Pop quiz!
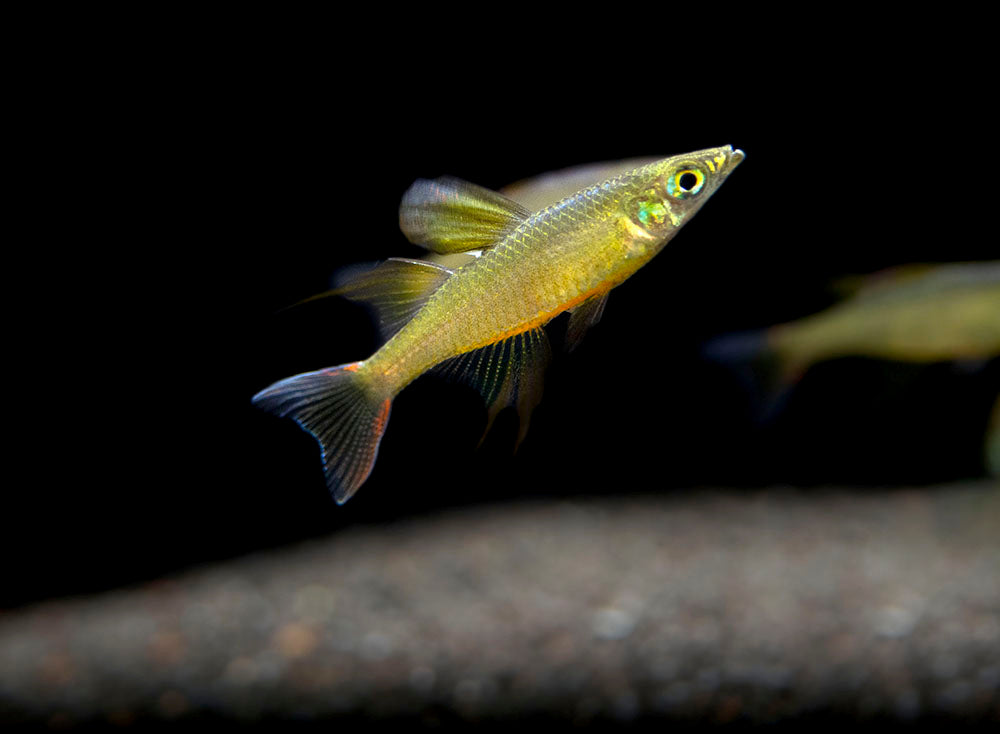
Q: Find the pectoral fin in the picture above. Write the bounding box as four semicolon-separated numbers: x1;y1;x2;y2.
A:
399;176;531;253
565;292;609;352
436;328;551;449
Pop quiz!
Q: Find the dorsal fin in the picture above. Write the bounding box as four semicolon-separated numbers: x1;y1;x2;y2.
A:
399;176;531;253
333;257;454;342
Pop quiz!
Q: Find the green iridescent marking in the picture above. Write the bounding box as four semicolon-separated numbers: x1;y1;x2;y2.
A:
637;197;667;226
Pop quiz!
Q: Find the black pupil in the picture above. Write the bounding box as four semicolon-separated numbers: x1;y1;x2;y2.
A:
679;172;698;191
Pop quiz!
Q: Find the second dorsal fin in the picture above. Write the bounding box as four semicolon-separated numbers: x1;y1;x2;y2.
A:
399;176;531;254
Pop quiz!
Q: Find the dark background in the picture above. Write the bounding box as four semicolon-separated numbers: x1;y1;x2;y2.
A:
7;26;996;609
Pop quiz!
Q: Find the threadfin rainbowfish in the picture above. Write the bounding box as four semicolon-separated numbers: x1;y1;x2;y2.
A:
254;147;744;502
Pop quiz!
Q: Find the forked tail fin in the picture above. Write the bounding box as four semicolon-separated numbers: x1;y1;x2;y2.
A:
252;363;391;503
702;329;803;425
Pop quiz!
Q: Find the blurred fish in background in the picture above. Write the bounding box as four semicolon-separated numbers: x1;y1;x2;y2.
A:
988;394;1000;476
704;261;1000;475
500;156;662;210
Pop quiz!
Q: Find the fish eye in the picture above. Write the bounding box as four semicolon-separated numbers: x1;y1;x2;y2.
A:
666;167;706;199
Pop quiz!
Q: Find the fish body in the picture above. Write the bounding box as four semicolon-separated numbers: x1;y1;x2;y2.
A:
769;263;1000;370
255;146;744;502
373;155;733;393
705;262;1000;427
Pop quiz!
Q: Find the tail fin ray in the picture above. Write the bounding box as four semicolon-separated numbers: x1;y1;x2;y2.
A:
252;363;391;503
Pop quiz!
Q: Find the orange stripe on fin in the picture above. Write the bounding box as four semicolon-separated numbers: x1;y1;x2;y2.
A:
252;361;392;503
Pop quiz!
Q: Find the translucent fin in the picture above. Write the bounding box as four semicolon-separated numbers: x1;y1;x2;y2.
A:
701;329;804;424
829;263;1000;304
501;155;662;211
422;251;482;269
399;176;531;253
830;265;937;301
252;363;391;503
436;328;551;448
333;258;454;341
565;292;609;352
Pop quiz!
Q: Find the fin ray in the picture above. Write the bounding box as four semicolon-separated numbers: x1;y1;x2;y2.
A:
333;258;454;342
436;328;551;448
565;292;609;352
253;363;391;503
399;176;531;253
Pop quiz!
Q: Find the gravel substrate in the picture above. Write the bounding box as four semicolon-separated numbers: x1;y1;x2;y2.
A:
2;482;998;727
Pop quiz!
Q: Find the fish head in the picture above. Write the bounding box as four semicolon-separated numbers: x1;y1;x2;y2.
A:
619;145;744;259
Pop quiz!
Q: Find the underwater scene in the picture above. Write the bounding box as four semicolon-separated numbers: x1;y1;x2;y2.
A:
3;31;997;731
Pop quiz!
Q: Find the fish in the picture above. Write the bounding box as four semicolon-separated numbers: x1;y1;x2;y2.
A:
988;395;1000;478
253;146;744;502
705;261;1000;420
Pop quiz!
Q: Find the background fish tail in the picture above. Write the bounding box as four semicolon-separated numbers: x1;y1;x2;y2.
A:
702;329;802;425
252;363;391;503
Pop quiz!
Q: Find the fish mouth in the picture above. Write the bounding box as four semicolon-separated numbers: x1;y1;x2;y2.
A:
727;147;745;168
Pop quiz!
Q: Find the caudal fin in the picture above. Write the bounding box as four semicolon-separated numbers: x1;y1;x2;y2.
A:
702;329;802;424
252;363;391;503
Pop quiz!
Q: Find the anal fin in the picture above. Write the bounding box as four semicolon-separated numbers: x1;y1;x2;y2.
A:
436;328;551;449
